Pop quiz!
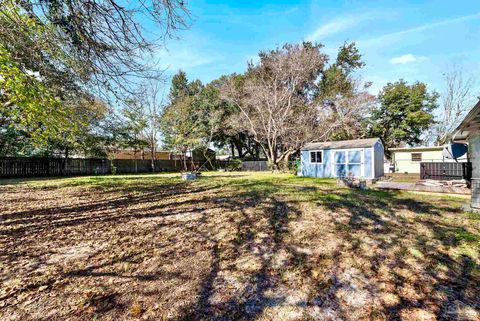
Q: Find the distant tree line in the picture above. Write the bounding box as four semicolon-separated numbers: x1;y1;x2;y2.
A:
1;0;477;169
156;44;478;168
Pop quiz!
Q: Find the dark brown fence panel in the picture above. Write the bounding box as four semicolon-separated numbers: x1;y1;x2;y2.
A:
153;159;179;172
0;157;53;177
113;159;143;173
66;158;110;175
420;162;472;181
0;157;207;178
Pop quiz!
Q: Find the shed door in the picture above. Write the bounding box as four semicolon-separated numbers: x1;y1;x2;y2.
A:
333;149;364;177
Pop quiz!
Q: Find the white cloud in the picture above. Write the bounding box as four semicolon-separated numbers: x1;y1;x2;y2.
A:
155;48;219;71
390;54;421;64
306;14;374;42
360;12;480;48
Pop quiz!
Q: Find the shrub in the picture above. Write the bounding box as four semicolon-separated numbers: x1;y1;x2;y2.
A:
110;161;117;175
289;159;300;175
227;159;243;171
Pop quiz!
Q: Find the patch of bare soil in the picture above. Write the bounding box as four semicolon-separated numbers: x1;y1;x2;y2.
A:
0;174;479;321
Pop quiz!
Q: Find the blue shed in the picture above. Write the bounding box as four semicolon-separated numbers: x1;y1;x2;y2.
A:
299;138;384;179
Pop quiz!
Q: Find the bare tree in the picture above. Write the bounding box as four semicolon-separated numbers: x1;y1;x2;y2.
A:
122;80;165;169
0;0;190;101
428;66;478;145
142;81;166;171
221;43;373;170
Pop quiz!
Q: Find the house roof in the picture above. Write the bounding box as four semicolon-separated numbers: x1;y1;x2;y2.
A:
389;146;444;152
302;138;381;150
453;99;480;142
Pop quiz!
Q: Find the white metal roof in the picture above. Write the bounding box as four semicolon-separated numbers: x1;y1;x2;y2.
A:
453;99;480;142
302;138;381;150
389;146;444;152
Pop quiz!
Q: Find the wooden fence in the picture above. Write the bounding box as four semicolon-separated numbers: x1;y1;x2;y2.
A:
241;160;269;171
420;162;472;181
0;157;203;178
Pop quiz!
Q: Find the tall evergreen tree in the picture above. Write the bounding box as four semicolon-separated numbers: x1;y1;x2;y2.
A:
369;80;438;156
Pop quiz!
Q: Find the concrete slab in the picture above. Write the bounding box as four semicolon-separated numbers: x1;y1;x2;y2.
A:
376;181;470;195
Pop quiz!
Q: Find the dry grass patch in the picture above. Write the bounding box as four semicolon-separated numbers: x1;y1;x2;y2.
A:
0;172;479;320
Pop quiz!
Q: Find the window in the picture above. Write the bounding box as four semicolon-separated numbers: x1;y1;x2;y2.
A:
411;153;422;162
335;150;363;177
348;150;361;164
310;151;323;163
334;151;346;164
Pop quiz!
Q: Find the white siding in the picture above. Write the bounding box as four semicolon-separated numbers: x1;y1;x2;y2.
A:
393;150;467;174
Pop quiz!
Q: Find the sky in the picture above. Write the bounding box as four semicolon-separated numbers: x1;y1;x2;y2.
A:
153;0;480;95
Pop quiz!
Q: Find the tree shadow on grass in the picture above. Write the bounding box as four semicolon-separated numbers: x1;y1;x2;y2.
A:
1;175;478;321
173;189;304;321
310;187;479;320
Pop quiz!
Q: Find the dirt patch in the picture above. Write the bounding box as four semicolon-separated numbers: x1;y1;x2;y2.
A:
47;244;99;265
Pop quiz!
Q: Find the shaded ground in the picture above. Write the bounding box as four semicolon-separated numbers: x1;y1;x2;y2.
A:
0;172;479;321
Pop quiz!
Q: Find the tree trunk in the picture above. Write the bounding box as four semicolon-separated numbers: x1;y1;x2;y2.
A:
236;144;243;159
63;147;69;175
230;142;235;158
183;151;187;172
133;149;138;173
269;145;278;173
190;155;196;172
150;146;155;172
282;151;292;172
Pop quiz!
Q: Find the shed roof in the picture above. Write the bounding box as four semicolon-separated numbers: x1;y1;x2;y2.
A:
389;146;443;152
302;138;381;150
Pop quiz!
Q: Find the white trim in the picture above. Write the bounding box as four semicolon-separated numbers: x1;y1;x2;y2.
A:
371;146;375;179
330;148;365;178
309;150;324;164
389;146;444;152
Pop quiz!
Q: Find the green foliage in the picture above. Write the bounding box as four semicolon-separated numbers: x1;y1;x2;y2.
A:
315;42;371;140
336;42;365;73
0;126;34;156
169;70;190;101
290;159;300;175
369;80;438;154
121;99;149;153
226;159;242;171
0;11;111;157
0;1;187;157
0;44;66;153
162;71;240;170
317;42;365;100
110;161;117;175
160;94;203;153
0;0;188;100
160;92;204;171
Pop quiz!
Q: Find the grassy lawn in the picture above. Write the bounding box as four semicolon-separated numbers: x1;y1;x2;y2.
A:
1;172;479;321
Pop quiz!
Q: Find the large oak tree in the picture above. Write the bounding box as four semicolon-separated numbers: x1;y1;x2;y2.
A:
221;42;373;170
